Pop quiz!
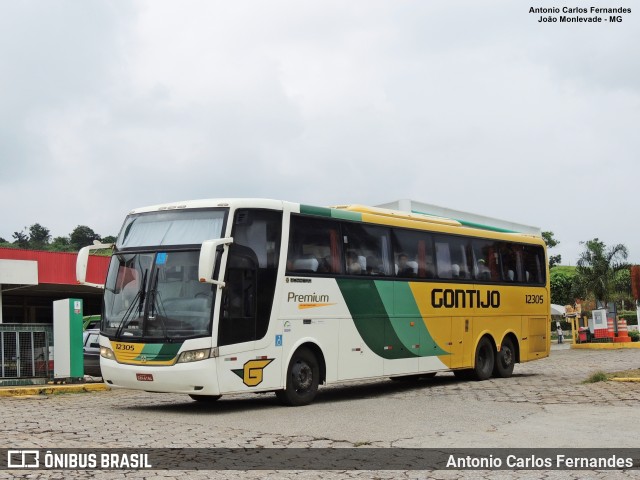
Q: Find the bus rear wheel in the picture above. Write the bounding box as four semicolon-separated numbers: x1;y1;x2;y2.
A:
276;347;319;406
493;337;515;378
189;394;221;402
471;337;495;381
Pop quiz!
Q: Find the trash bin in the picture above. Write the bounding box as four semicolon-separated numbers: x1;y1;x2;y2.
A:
578;328;588;343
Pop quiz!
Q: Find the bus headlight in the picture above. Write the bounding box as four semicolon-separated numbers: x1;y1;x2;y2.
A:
100;347;115;360
177;349;212;363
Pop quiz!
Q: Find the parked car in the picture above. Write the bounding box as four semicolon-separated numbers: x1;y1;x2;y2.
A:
83;315;101;330
83;329;101;377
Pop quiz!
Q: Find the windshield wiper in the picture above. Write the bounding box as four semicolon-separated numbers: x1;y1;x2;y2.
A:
148;274;170;342
115;269;148;338
138;269;148;317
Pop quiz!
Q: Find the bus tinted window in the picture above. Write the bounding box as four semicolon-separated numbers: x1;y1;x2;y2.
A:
521;245;545;284
287;216;343;274
435;235;471;280
219;209;282;346
342;223;392;276
471;239;500;282
500;243;521;282
391;230;435;278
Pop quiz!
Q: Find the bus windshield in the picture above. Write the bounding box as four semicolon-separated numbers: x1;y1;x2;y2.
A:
102;250;215;341
117;209;226;249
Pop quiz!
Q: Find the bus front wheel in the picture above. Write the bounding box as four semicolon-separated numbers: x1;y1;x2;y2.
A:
472;337;495;381
493;337;515;378
276;347;319;406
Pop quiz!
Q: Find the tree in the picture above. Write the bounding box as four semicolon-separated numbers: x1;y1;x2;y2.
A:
575;238;629;308
550;268;578;306
611;268;633;311
28;223;51;250
102;235;117;244
542;231;561;268
0;237;7;244
12;229;29;248
69;226;101;250
49;236;73;252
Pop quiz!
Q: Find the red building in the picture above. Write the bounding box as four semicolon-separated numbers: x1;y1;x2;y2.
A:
0;248;110;323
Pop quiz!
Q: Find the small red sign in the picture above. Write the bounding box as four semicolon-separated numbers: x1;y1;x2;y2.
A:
136;373;154;382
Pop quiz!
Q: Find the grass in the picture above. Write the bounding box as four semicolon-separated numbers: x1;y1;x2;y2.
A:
583;371;609;383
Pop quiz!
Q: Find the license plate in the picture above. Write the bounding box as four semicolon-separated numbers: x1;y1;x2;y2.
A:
136;373;153;381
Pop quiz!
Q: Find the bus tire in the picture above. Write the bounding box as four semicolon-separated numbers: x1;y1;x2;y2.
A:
189;394;221;402
276;347;319;406
472;337;495;381
493;337;515;378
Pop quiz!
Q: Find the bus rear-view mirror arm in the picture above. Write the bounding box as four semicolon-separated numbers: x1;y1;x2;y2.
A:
199;237;234;288
76;240;115;288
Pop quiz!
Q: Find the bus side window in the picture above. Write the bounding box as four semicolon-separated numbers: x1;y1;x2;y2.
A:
219;209;282;347
472;239;501;283
287;216;343;275
435;241;452;279
499;244;521;282
391;229;435;279
522;245;544;284
342;223;391;276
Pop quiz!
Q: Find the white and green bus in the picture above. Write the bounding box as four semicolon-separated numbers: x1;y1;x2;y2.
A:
77;199;550;406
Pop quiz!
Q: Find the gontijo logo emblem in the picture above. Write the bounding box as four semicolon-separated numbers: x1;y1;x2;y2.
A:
232;359;274;387
287;292;336;310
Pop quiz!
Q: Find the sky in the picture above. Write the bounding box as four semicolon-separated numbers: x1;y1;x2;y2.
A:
0;0;638;265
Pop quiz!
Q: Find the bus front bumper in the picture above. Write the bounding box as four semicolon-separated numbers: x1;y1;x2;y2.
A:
100;358;220;395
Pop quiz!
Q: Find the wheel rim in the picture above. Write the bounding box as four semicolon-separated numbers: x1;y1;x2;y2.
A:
501;346;513;368
478;345;490;372
292;361;313;392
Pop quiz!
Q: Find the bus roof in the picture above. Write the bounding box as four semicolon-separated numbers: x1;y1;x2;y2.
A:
126;198;543;245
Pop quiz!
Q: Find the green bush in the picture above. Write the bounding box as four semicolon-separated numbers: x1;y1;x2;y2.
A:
628;331;639;342
618;311;638;325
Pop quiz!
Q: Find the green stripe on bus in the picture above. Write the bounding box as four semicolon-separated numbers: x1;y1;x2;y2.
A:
300;205;332;217
331;210;362;222
410;210;519;233
299;205;362;222
391;282;448;356
136;343;182;361
374;280;420;354
337;279;417;359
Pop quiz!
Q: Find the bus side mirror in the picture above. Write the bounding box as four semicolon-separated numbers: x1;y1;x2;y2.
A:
76;241;114;288
199;237;233;288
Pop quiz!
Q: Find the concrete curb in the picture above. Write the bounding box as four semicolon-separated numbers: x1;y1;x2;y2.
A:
0;383;110;397
571;343;640;350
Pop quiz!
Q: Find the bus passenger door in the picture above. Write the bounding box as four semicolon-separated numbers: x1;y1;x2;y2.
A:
216;209;283;394
216;245;260;393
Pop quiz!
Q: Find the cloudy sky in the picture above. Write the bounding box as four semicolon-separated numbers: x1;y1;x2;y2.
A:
1;1;638;265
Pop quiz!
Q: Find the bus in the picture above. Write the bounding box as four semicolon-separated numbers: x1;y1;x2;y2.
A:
76;198;550;406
